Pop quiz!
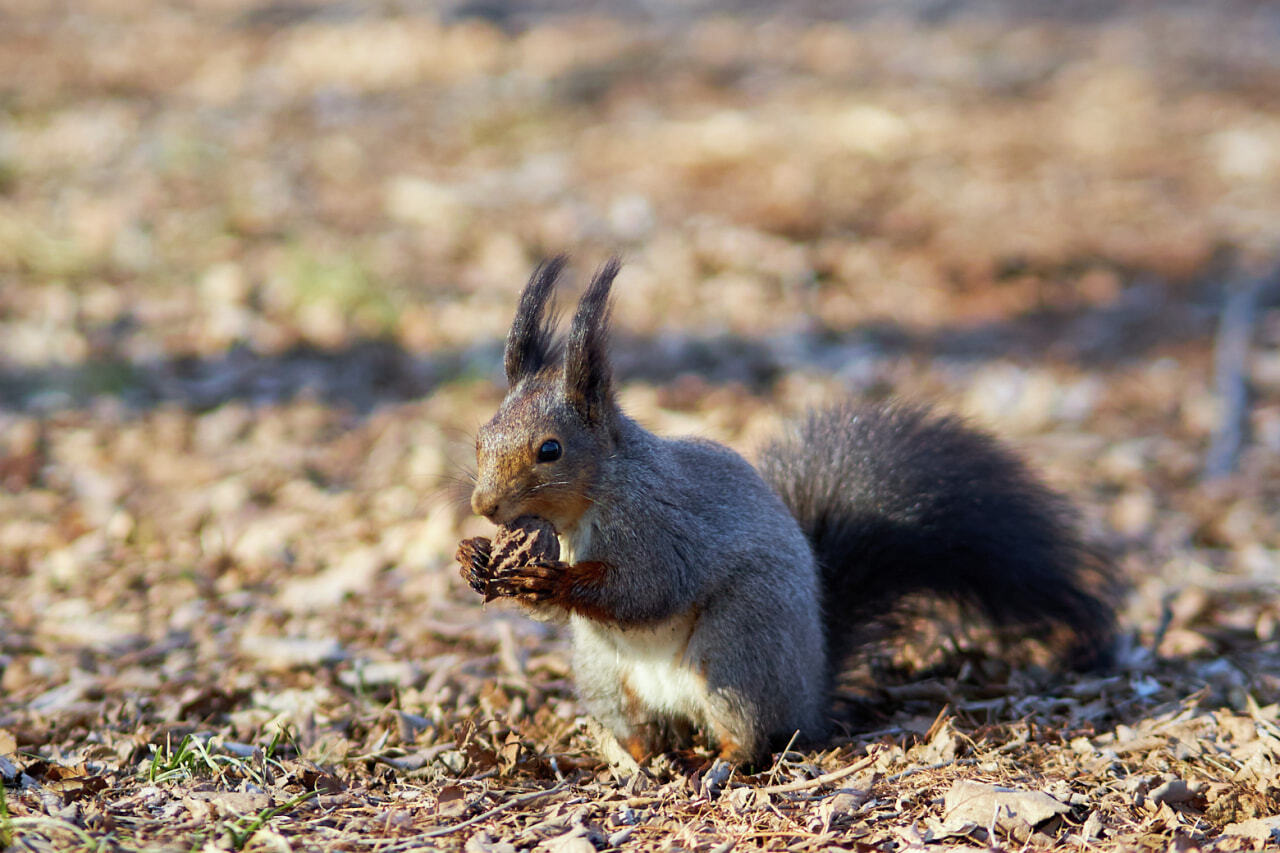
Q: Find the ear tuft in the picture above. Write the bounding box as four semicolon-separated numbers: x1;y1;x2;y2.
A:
504;256;566;385
564;257;620;425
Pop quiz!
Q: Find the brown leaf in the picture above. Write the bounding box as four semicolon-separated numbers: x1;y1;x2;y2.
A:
499;731;523;774
436;785;470;819
919;716;961;763
943;780;1071;833
45;773;109;803
300;768;345;794
177;686;248;721
186;790;271;816
467;830;518;853
1149;778;1203;807
1222;816;1280;845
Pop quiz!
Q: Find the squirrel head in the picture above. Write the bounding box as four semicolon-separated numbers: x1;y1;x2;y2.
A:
471;257;621;532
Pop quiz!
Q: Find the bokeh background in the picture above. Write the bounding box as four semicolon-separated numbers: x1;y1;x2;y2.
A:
2;1;1280;850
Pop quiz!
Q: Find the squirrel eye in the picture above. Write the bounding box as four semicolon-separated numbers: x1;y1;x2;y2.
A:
536;439;562;463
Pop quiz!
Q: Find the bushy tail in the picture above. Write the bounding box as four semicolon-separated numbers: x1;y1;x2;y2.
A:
758;402;1116;673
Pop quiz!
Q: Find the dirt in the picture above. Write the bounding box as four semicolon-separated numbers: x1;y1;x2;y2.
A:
1;1;1280;851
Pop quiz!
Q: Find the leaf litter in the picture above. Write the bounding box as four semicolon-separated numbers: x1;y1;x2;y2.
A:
2;0;1280;851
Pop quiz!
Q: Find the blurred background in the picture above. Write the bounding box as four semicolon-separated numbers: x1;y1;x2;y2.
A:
1;0;1280;842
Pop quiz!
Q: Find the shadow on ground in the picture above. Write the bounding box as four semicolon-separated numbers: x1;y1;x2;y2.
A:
1;269;1259;415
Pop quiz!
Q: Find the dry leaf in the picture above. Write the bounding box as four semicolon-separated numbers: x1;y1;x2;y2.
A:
467;831;518;853
185;790;272;816
1149;778;1202;806
1222;816;1280;845
436;785;470;819
2;5;1279;853
943;780;1071;833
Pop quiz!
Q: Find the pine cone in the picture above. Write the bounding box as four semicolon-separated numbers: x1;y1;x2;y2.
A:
490;515;560;573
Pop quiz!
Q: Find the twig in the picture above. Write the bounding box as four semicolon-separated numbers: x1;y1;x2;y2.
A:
882;757;977;784
1204;271;1267;480
375;779;571;848
1152;589;1177;658
763;730;801;788
746;752;878;794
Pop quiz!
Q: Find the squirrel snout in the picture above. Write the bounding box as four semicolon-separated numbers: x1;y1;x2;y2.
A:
470;488;503;522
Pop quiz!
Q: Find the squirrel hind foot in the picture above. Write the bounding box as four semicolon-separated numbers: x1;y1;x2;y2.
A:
584;718;645;778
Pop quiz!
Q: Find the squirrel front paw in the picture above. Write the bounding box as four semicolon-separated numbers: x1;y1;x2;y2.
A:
457;516;561;602
485;561;564;604
456;536;493;595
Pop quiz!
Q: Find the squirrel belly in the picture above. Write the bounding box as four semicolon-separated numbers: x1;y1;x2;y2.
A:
551;511;707;717
569;610;705;734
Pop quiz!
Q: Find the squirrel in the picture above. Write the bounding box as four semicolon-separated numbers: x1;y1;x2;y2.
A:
456;256;1116;767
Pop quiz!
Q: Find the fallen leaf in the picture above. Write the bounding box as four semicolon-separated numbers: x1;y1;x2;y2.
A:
467;831;518;853
436;785;469;819
186;790;271;815
1222;816;1280;844
1148;778;1202;806
943;780;1071;833
540;829;596;853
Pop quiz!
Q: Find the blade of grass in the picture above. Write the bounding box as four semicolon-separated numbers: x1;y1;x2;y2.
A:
0;783;11;849
225;789;321;851
8;815;99;850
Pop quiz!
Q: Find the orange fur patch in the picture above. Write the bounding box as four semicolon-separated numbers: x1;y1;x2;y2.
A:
546;560;614;622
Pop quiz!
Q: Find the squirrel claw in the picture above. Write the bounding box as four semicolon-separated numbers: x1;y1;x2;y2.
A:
485;561;562;603
456;536;494;594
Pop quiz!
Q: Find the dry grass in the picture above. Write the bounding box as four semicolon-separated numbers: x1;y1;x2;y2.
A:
2;1;1280;850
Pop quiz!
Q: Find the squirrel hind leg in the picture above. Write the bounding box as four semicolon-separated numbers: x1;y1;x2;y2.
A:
620;720;670;763
709;719;763;766
583;717;644;777
697;693;768;766
579;673;684;764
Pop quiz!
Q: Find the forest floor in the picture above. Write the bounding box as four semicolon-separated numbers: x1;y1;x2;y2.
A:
2;1;1280;850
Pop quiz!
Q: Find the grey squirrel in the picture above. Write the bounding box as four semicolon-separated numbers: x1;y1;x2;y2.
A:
456;257;1116;767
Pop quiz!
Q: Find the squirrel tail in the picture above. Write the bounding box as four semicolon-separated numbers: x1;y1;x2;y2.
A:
758;402;1117;675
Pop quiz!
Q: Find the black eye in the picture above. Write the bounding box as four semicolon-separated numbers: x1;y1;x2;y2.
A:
536;439;562;463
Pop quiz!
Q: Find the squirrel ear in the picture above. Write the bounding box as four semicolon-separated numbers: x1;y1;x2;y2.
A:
563;257;620;425
504;256;566;385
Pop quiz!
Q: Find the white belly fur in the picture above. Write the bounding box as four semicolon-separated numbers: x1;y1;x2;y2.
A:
561;509;707;722
556;508;596;566
572;611;705;721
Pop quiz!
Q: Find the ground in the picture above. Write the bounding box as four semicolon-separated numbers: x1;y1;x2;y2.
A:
2;1;1280;850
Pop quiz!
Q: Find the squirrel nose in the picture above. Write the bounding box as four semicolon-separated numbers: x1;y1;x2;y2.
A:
471;489;501;521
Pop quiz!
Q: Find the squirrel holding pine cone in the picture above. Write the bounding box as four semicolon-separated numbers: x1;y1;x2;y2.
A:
456;257;1116;767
